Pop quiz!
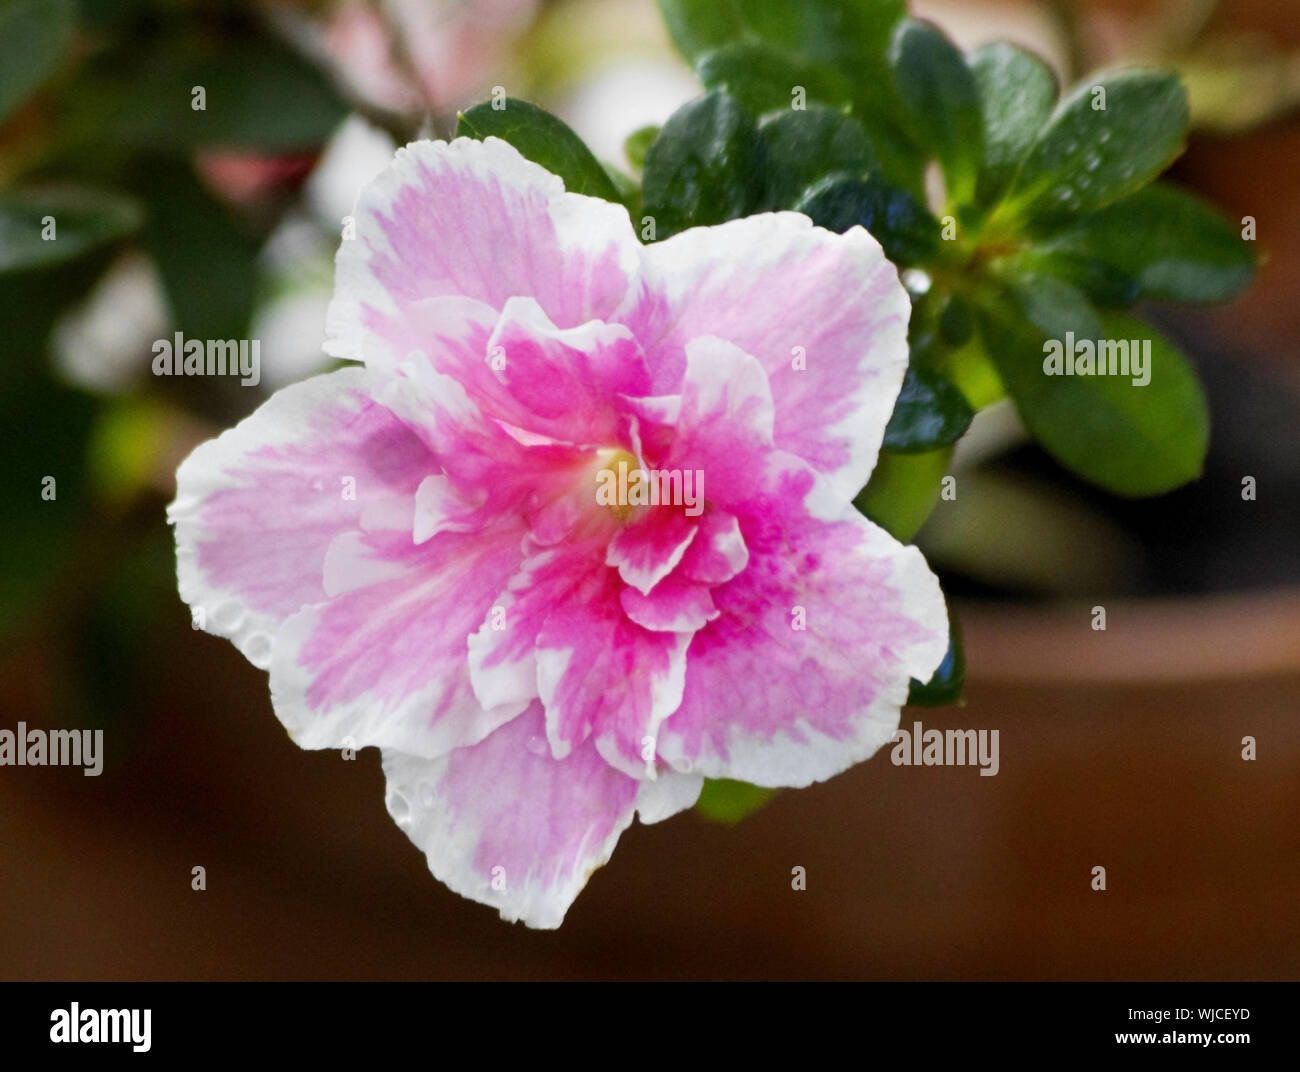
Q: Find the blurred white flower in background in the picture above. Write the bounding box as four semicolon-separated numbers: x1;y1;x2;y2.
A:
269;0;541;119
305;113;397;224
53;251;170;395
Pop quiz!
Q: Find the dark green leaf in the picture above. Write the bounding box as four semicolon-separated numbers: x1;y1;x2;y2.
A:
758;105;878;208
136;161;257;342
981;278;1209;497
458;98;621;202
642;91;766;239
0;186;142;274
793;173;940;265
736;0;904;73
969;41;1058;206
1022;183;1256;305
883;365;974;451
0;0;75;126
938;292;974;345
907;611;964;706
1000;69;1189;224
109;40;347;152
889;18;983;205
659;0;905;68
659;1;918;195
696;40;851;118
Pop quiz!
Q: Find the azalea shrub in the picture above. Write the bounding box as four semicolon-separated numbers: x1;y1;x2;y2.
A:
2;0;1257;928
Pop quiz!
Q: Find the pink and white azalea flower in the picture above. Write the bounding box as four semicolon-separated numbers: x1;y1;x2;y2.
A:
168;136;949;928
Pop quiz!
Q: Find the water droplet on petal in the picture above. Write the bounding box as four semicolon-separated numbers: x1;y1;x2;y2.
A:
388;790;411;824
525;735;548;756
212;601;244;631
243;631;273;668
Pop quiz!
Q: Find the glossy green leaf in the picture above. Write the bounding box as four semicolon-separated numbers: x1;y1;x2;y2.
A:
883;365;974;452
659;0;903;66
737;0;904;73
642;91;766;239
889;18;983;205
1000;70;1189;225
659;1;919;195
695;40;851;118
1022;183;1256;305
758;105;879;208
0;0;75;126
968;41;1058;206
981;278;1210;497
0;186;142;274
458;98;621;202
793;173;940;265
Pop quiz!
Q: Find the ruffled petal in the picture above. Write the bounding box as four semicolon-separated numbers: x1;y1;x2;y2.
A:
633;213;910;499
168;367;429;668
381;703;639;929
635;769;704;823
268;521;527;757
535;567;689;777
327;136;643;368
656;461;949;787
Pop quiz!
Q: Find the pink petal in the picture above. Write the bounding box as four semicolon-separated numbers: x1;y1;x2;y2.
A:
605;508;698;595
381;702;639;929
485;296;650;445
620;576;719;632
378;361;589;523
168;368;429;668
651;335;776;508
677;509;749;585
466;539;599;715
268;521;527;757
655;461;949;787
535;567;689;777
632;213;911;499
636;770;704;823
327;136;642;367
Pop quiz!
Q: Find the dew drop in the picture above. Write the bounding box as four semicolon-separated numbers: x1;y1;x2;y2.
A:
212;600;245;631
388;790;411;823
418;782;436;808
242;631;273;669
525;735;548;756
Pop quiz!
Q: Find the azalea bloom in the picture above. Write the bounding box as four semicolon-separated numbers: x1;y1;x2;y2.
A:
168;136;949;928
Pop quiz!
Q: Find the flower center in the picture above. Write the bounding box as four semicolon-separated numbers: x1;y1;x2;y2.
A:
592;448;706;521
593;448;642;522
